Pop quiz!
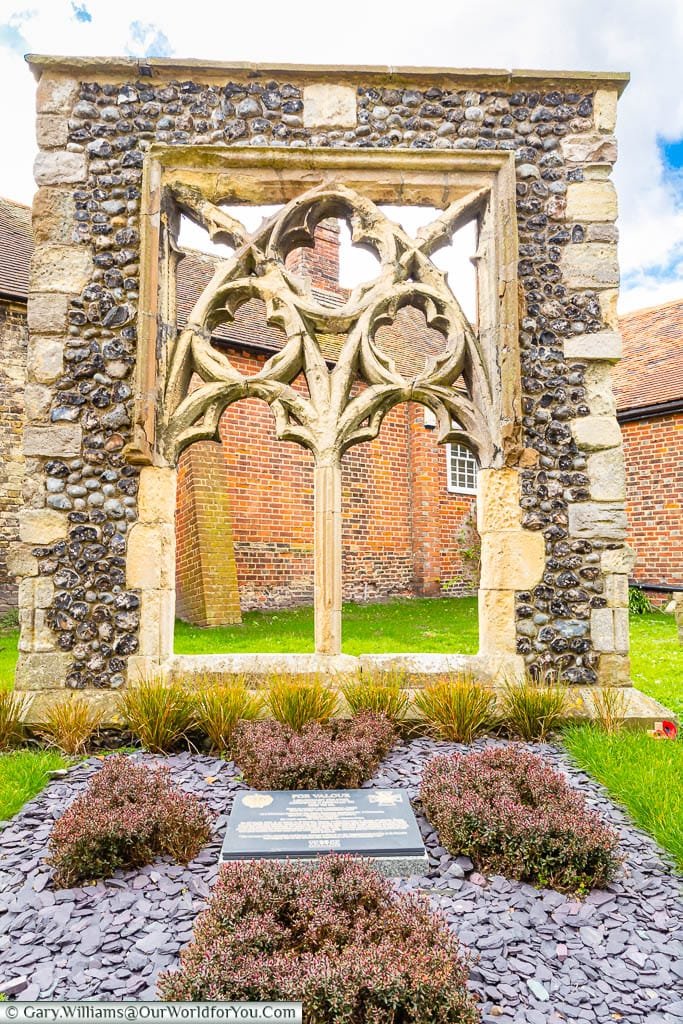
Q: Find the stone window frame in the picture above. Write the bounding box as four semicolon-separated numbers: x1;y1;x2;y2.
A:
446;443;479;495
126;144;544;685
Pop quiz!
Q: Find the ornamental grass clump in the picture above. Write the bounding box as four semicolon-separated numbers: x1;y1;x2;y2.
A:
500;675;571;741
413;677;498;742
341;670;410;722
48;755;212;888
36;696;104;755
192;683;263;752
158;855;478;1023
117;678;196;753
266;675;339;731
0;691;31;750
232;713;397;790
420;745;620;894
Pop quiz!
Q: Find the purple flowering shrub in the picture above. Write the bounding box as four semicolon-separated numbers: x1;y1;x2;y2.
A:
420;745;620;893
48;755;212;887
159;855;479;1022
231;713;397;789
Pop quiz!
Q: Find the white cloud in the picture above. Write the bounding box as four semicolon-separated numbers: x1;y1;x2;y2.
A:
0;0;682;311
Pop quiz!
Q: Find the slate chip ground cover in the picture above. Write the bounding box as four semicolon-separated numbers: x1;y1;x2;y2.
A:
0;741;682;1023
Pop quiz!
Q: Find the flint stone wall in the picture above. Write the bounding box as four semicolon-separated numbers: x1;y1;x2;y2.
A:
15;58;632;699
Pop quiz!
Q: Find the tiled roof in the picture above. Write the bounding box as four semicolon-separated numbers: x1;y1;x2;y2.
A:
615;299;683;412
0;197;32;301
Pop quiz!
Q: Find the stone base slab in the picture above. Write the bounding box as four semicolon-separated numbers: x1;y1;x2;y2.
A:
219;851;429;878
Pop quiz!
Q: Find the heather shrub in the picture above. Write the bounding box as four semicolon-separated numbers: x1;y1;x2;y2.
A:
413;677;498;742
0;691;31;749
421;745;620;893
266;675;339;731
342;671;410;722
231;713;397;789
159;855;478;1023
500;675;571;740
192;683;263;752
36;696;104;755
48;755;212;887
117;678;196;753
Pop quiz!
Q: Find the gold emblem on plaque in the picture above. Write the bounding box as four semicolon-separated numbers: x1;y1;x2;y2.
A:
242;794;274;808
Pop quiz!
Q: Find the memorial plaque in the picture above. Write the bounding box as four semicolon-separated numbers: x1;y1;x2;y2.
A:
220;789;428;876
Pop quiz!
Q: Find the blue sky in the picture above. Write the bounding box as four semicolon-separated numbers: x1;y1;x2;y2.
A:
0;0;682;312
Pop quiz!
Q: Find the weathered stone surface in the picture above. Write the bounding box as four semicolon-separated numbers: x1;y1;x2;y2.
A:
14;651;71;690
32;188;77;245
35;75;80;114
565;181;617;222
6;544;39;579
480;530;545;590
568;502;628;541
605;573;628;609
303;84;357;127
36;114;69;149
137;467;176;525
18;509;67;545
31;245;92;293
582;363;617;416
560;133;618;164
34;150;87;186
571;415;622;450
587;448;626;501
594;88;618;133
596;654;631;686
601;544;636;575
564;330;621;362
614;608;629;653
24;383;53;421
19;577;54;609
591;607;615;652
126;523;175;590
598;288;619;330
560;242;619;288
24;424;82;457
27;293;70;333
27;336;63;384
476;468;521;533
479;589;516;655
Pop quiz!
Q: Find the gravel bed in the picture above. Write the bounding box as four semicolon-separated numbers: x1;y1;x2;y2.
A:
1;739;682;1022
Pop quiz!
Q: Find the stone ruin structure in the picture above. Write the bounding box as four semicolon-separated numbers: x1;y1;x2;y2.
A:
14;54;660;720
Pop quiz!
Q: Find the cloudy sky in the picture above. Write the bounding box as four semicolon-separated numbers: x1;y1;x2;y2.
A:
0;0;682;312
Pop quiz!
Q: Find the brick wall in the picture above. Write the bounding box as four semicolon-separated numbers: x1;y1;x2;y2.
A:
621;412;683;590
0;299;27;615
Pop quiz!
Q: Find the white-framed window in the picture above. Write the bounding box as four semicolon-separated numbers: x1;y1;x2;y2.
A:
447;443;478;494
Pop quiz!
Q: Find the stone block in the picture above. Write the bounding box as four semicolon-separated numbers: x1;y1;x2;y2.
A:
591;608;615;652
614;608;629;653
36;75;80;114
568;502;628;541
6;544;39;578
303;85;357;128
564;330;621;362
19;577;54;609
605;573;629;608
560;133;618;164
476;467;521;533
571;415;622;450
126;524;175;590
27;293;70;333
582;364;617;416
137;466;177;524
36;114;69;148
480;529;545;591
19;508;67;545
587;448;626;501
138;588;175;659
34;150;87;186
565;181;617;222
31;244;92;293
27;336;63;384
479;589;516;656
24;384;53;421
599;289;620;330
14;652;71;691
601;544;636;575
24;424;82;457
586;223;618;243
596;654;631;687
560;243;619;289
32;188;77;245
594;89;618;133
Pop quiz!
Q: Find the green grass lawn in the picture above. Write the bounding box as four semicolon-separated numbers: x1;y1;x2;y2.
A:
628;610;683;717
174;595;480;656
0;748;67;820
0;629;18;692
563;725;683;871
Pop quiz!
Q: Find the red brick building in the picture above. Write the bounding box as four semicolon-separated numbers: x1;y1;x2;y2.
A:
613;300;683;601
